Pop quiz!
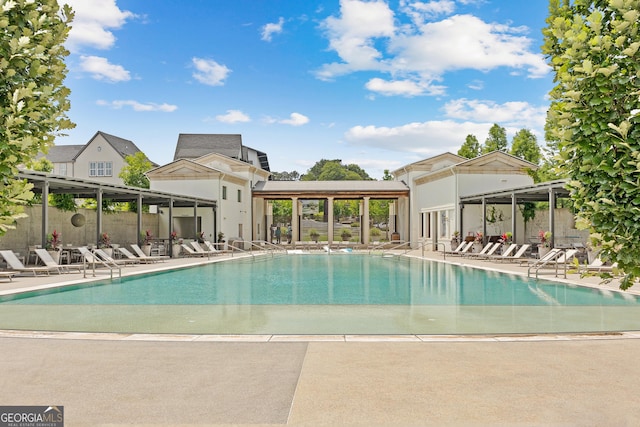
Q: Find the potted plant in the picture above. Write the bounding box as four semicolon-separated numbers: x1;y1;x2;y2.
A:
99;232;113;257
309;229;319;243
140;230;153;256
538;230;552;257
473;231;484;252
170;231;181;258
46;229;62;263
500;232;513;254
451;231;460;248
341;229;352;241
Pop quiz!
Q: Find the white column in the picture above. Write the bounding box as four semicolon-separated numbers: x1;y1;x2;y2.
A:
362;197;370;244
327;197;334;243
291;196;299;243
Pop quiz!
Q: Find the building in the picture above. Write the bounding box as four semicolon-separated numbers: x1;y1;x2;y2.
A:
39;131;154;185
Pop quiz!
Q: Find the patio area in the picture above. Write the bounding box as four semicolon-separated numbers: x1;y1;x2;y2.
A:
1;251;640;425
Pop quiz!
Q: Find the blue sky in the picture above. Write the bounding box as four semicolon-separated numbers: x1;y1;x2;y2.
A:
60;0;553;179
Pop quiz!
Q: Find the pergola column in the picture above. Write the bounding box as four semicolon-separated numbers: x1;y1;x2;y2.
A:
41;179;49;248
549;188;556;248
168;198;174;257
327;197;334;243
96;188;103;245
362;197;370;244
265;200;273;242
481;197;487;243
291;196;299;243
511;193;517;244
137;193;143;244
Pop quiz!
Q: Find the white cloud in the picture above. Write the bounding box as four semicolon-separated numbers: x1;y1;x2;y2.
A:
261;17;285;41
316;0;396;80
317;2;549;96
79;55;130;82
216;110;251;123
96;99;177;112
264;112;310;126
192;58;231;86
63;0;135;52
344;119;493;155
444;98;547;129
365;77;445;97
281;112;310;126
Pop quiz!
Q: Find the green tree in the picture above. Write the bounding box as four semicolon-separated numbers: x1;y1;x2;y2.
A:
301;159;371;181
458;134;481;159
543;0;640;288
510;129;541;164
0;0;74;235
119;152;152;188
270;170;300;181
382;169;393;181
482;124;508;154
31;157;76;211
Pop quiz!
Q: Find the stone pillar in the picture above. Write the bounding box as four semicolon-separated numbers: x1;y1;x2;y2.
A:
291;196;299;243
327;197;334;243
362;197;370;244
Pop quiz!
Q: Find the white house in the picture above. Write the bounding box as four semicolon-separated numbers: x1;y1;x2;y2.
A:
147;151;270;245
393;151;538;249
39;131;153;185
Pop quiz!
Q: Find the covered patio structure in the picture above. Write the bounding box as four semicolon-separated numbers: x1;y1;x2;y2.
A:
18;170;217;257
459;179;571;248
252;181;410;244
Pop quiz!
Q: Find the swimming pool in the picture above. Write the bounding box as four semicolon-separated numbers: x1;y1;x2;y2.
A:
1;254;639;334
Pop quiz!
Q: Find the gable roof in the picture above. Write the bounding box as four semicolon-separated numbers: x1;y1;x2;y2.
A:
392;152;466;175
37;145;84;162
174;134;243;161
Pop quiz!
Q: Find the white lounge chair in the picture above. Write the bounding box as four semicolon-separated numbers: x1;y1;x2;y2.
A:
495;244;531;263
467;242;502;258
93;248;139;266
0;250;57;276
448;241;474;256
130;244;168;261
34;248;82;273
118;247;159;263
191;241;218;255
480;243;517;260
181;244;207;257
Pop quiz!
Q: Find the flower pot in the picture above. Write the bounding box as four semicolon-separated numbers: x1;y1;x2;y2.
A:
172;244;181;258
472;242;483;253
47;250;61;264
102;248;113;257
538;245;550;258
142;245;152;256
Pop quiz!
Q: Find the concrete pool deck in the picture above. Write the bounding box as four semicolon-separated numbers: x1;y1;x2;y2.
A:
2;250;640;425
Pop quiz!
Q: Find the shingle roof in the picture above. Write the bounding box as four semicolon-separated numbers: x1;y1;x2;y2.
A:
174;134;243;161
98;131;142;157
37;145;84;162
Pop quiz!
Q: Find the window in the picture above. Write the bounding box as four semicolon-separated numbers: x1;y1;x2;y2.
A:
89;161;113;177
222;186;227;200
237;189;242;202
59;164;67;176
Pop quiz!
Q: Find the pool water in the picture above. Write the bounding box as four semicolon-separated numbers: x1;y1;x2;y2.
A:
1;254;639;335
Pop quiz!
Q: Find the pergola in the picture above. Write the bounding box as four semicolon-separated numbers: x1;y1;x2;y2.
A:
459;179;571;247
18;170;217;254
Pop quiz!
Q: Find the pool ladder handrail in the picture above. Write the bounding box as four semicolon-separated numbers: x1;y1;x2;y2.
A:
527;248;569;279
82;252;121;279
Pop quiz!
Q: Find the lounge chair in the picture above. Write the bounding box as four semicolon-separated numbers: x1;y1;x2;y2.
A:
582;257;618;273
77;247;120;268
93;248;139;266
130;244;168;261
495;244;531;262
118;247;159;263
204;240;230;253
448;241;474;256
0;271;15;281
34;248;82;273
0;250;58;276
191;241;218;255
481;243;517;260
181;244;207;257
467;242;502;258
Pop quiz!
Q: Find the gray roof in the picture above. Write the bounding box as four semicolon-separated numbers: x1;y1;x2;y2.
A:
174;134;243;161
38;145;84;162
97;131;144;159
253;180;410;198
